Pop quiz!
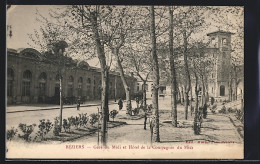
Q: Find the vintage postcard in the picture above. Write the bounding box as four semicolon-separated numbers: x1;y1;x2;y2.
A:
6;5;244;159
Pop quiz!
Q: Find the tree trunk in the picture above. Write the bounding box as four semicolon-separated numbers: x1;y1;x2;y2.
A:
114;49;132;114
194;72;199;119
190;85;193;116
234;66;238;100
59;74;63;132
142;81;147;108
90;12;109;146
184;88;189;120
150;6;160;142
142;80;148;129
168;6;177;127
194;70;200;135
201;75;206;106
181;86;184;104
229;77;233;101
183;32;191;120
101;69;109;145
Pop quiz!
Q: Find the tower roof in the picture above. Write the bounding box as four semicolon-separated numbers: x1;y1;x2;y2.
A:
207;30;235;36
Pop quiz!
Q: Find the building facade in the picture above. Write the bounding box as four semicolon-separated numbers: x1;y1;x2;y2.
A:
7;48;137;104
206;31;235;100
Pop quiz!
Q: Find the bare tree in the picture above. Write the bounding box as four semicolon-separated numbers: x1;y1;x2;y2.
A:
168;6;178;127
149;6;160;142
103;6;139;115
173;6;207;120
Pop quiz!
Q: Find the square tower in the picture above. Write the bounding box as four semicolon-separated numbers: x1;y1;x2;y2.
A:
207;30;234;99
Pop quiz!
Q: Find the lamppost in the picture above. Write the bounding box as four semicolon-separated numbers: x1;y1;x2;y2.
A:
53;41;68;132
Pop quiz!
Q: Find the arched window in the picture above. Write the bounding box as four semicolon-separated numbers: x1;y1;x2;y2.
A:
39;72;47;96
7;68;14;96
220;85;225;96
87;78;91;84
68;75;74;97
22;70;32;96
86;78;91;97
54;74;60;97
78;77;83;97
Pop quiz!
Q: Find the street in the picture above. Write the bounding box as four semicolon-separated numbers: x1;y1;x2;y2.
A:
6;96;243;144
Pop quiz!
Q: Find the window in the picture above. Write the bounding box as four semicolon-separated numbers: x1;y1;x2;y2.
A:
39;72;47;96
211;37;217;47
212;87;214;93
212;73;214;78
78;77;83;97
222;38;227;46
137;83;140;91
87;78;91;84
220;85;225;96
142;84;148;91
7;68;14;96
22;70;32;96
68;76;74;97
86;78;91;97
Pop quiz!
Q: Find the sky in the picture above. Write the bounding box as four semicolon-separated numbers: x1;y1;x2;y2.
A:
7;5;243;67
6;5;101;67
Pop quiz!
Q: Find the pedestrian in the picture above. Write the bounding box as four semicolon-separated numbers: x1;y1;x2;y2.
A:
135;96;139;108
77;99;80;110
211;97;215;105
118;98;123;110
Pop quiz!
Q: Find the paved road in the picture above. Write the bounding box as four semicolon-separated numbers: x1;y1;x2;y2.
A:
6;97;171;129
6;99;137;129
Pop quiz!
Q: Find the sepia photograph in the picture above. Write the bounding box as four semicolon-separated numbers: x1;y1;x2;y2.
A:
6;5;244;159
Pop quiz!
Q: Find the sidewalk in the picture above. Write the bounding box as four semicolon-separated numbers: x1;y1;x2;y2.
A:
6;99;118;113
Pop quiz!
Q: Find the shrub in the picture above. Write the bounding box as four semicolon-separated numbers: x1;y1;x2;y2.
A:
89;113;99;126
78;113;88;128
228;107;236;113
235;109;244;123
147;104;153;112
218;105;226;114
212;104;217;110
53;117;61;136
7;127;18;141
63;119;71;132
35;119;53;141
18;123;36;142
68;116;80;129
132;108;139;116
211;104;217;114
109;110;118;121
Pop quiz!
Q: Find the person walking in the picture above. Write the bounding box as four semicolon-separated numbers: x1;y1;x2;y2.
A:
135;96;139;108
77;99;80;110
118;98;123;110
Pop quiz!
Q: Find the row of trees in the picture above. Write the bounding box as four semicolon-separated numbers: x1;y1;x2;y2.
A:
29;5;243;145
